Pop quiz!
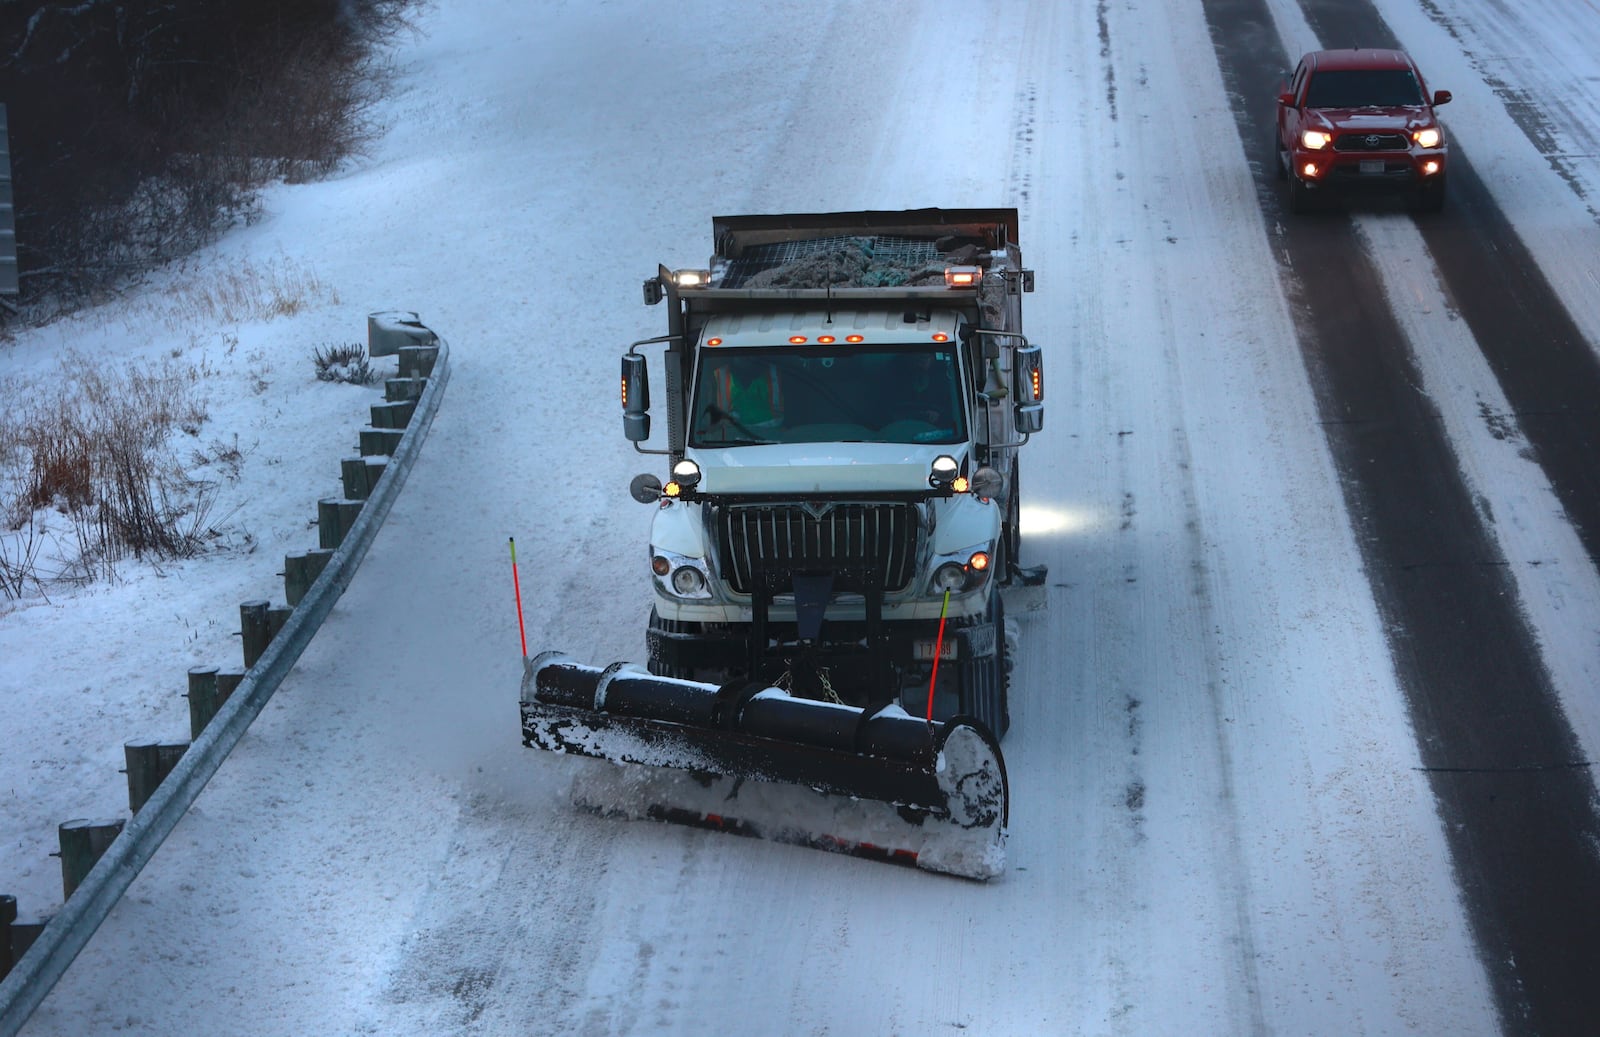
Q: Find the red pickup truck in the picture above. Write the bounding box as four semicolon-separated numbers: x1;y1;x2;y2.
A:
1273;48;1452;213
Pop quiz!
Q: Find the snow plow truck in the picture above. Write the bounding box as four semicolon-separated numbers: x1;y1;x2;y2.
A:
522;209;1046;879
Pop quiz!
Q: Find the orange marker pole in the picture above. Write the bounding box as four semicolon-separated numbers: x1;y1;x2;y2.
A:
925;590;952;722
509;537;528;658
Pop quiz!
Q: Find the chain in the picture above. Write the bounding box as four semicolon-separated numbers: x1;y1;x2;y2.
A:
771;665;843;705
815;666;844;705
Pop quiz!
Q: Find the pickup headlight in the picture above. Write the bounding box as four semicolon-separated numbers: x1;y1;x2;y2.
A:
1413;127;1442;148
1301;130;1332;150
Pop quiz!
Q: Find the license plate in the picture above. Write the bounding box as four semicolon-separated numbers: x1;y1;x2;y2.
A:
1360;160;1384;174
913;639;958;662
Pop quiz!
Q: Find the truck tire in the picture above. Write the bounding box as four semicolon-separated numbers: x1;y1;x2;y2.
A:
1273;129;1287;181
1287;174;1314;214
1413;176;1446;214
999;460;1022;584
958;594;1010;739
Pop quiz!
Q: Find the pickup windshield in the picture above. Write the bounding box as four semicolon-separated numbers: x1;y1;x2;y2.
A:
690;346;967;447
1304;69;1423;108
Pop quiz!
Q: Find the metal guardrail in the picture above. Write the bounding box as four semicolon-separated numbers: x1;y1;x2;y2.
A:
0;311;449;1035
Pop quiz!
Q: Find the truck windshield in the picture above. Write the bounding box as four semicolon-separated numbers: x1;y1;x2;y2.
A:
1303;69;1423;108
690;346;967;447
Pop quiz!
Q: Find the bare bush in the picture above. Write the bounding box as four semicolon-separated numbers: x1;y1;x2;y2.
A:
0;354;225;592
313;343;377;385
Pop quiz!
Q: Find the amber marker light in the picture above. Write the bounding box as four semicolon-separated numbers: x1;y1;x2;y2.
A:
817;335;835;344
968;551;991;571
789;336;807;344
932;333;949;342
846;334;865;343
706;337;723;346
952;475;970;493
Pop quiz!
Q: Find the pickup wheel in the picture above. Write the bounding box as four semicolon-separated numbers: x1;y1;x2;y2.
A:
1413;176;1447;214
1287;173;1314;214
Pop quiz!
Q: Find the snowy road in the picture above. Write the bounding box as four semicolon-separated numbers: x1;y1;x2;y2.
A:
9;0;1600;1034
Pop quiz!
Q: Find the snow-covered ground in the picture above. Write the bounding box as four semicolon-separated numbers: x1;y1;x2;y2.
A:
4;1;1598;1034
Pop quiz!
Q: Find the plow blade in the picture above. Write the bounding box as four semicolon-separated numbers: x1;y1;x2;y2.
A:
521;652;1009;879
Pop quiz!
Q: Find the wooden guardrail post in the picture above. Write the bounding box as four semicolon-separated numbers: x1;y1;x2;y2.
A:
8;909;47;971
1;894;14;978
369;399;416;429
397;343;440;378
185;665;222;738
124;739;189;812
358;427;405;456
57;819;124;898
339;456;388;501
317;498;365;549
240;600;271;668
283;548;333;606
267;605;291;642
385;377;426;401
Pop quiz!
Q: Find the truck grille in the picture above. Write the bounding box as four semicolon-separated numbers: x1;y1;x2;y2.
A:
1334;133;1408;152
717;503;920;593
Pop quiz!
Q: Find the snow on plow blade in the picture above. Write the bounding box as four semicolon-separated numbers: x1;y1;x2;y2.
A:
521;651;1009;880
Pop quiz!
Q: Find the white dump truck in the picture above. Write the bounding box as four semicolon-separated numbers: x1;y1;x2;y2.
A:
523;209;1046;878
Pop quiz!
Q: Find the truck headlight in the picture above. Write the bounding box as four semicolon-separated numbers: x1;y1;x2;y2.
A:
932;563;968;593
1413;127;1442;148
671;566;706;596
1301;130;1331;150
651;549;713;599
926;545;995;596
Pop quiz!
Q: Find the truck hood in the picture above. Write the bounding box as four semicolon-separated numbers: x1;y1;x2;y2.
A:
687;441;964;495
1304;108;1435;135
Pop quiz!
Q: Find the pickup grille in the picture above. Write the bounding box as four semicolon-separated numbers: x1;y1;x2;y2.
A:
717;503;920;593
1334;133;1408;152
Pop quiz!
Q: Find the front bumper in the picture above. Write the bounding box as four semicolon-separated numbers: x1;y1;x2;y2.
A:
1291;148;1446;191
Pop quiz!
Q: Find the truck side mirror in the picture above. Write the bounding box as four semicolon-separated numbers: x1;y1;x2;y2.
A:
622;354;651;442
1278;91;1295;107
1433;89;1452;106
1012;344;1044;434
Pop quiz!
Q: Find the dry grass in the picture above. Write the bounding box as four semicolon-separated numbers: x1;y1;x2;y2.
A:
0;352;223;597
139;256;342;333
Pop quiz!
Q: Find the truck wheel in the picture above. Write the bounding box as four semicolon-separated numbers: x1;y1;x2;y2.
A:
1413;176;1446;214
1000;460;1023;582
1287;175;1314;214
958;594;1010;740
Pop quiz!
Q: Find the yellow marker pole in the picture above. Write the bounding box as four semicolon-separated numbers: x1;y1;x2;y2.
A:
509;538;527;658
